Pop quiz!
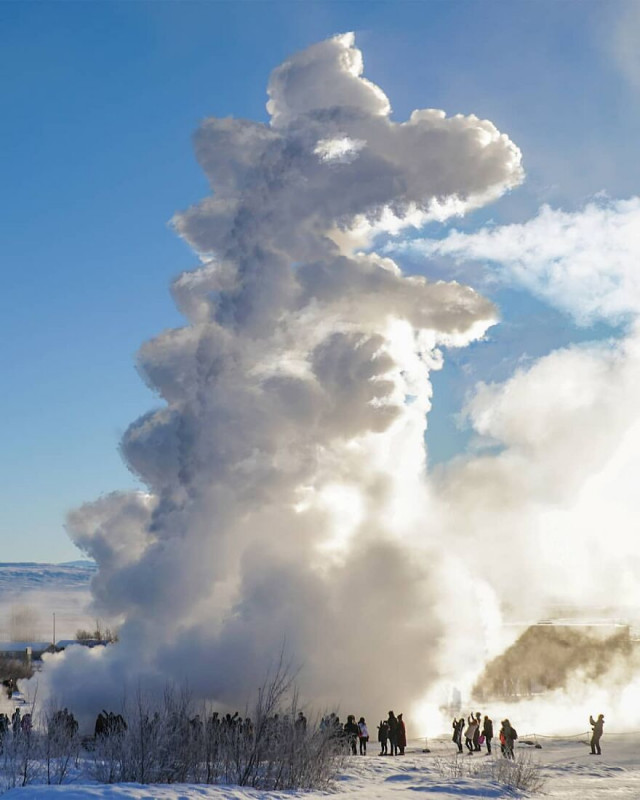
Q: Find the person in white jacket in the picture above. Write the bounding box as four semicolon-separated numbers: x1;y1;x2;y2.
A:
358;717;369;755
464;715;478;754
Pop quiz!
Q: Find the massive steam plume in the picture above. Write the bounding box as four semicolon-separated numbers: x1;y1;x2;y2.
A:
40;33;544;723
392;194;640;733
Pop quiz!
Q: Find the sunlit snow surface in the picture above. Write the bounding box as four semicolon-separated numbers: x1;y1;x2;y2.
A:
3;735;640;799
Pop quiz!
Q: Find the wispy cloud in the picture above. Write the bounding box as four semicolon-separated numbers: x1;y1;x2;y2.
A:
397;197;640;325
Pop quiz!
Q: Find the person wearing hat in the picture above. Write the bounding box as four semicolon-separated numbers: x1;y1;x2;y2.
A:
589;713;604;755
500;719;517;759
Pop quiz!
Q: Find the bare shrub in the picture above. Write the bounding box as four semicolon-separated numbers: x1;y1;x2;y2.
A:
41;703;80;785
86;659;341;790
431;753;476;780
432;750;546;795
90;709;128;783
75;621;118;643
0;691;40;790
488;751;546;794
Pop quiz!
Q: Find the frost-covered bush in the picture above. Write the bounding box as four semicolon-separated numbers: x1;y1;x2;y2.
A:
0;722;40;790
0;661;341;792
42;706;80;785
431;753;472;779
0;701;82;791
488;751;546;793
432;750;546;794
86;662;342;790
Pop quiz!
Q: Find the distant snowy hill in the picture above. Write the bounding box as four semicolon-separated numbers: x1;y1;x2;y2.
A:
0;562;97;593
0;562;98;640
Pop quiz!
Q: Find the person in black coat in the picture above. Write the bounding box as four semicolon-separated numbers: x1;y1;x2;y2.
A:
387;711;399;756
11;709;20;736
482;715;493;755
378;720;389;755
343;715;359;755
397;713;407;755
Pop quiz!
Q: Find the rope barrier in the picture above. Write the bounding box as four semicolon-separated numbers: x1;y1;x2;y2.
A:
524;730;640;739
524;731;590;740
418;729;640;746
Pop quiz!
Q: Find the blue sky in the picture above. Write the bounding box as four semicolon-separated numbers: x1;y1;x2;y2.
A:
2;0;638;561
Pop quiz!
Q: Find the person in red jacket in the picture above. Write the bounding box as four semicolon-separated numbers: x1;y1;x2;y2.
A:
397;713;407;755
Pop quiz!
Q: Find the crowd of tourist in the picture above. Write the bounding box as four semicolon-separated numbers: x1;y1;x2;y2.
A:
320;711;407;756
93;708;312;749
452;711;605;758
0;707;33;751
452;712;517;758
0;700;607;762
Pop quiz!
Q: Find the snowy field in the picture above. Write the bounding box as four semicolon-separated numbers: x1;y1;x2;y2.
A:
2;733;638;799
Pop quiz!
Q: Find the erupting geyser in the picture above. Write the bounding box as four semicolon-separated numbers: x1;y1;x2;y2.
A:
39;33;529;722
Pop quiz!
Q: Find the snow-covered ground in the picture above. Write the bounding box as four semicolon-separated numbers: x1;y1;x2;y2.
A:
2;733;637;799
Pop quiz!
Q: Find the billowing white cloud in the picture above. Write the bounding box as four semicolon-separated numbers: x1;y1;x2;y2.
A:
267;33;392;126
175;31;523;275
33;33;526;725
402;197;640;325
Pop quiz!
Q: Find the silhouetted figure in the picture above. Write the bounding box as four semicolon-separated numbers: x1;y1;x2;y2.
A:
190;714;203;744
21;713;32;736
357;717;369;755
387;711;399;756
589;714;604;755
452;718;464;753
96;710;127;738
500;719;517;759
65;709;78;737
0;713;8;753
378;720;389;754
483;715;493;755
95;711;106;738
50;708;78;740
295;711;307;736
397;713;407;755
11;708;21;736
344;715;359;755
